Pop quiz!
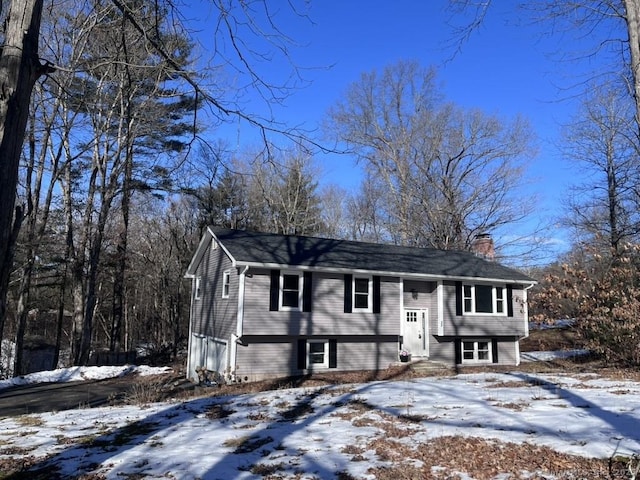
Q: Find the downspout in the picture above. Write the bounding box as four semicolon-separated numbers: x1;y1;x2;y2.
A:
185;277;196;381
523;283;535;338
516;283;536;366
230;265;249;382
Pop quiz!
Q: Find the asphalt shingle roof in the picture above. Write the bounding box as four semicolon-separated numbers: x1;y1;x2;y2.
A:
210;228;535;284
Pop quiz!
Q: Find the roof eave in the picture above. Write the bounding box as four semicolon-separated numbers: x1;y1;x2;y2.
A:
184;227;239;278
234;260;537;285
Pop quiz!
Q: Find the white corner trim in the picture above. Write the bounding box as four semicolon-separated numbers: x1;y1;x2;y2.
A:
232;265;249;374
399;277;404;334
437;280;444;336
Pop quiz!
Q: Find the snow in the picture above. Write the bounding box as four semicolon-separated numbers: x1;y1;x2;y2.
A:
0;364;639;479
0;364;171;390
520;350;590;362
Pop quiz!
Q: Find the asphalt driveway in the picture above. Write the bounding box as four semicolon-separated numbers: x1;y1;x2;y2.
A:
0;377;137;417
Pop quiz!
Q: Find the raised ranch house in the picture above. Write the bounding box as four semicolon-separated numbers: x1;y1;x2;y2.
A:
185;227;536;383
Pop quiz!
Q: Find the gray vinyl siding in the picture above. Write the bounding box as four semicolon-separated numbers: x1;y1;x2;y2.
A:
191;241;238;340
234;335;399;379
495;338;519;365
403;280;437;312
234;337;295;380
332;338;397;371
441;281;526;337
428;338;456;365
242;270;399;336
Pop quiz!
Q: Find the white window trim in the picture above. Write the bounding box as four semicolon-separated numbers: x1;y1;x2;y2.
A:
307;339;329;369
353;275;373;312
222;270;231;299
461;339;493;364
462;284;507;316
212;239;218;250
194;277;202;300
279;271;303;311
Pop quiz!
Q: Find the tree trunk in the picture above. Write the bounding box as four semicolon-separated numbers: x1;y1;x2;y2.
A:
12;261;33;376
624;0;640;128
0;0;50;344
110;141;133;353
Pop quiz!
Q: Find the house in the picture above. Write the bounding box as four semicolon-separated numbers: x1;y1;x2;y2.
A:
184;227;536;383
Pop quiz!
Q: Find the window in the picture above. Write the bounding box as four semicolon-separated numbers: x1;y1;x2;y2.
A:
280;272;302;310
298;338;337;369
194;277;202;300
307;339;328;368
495;287;504;314
354;276;371;310
462;340;492;364
270;270;311;312
462;284;506;315
222;271;230;298
212;239;218;250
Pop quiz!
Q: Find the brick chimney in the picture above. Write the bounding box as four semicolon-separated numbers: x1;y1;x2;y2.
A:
471;233;495;260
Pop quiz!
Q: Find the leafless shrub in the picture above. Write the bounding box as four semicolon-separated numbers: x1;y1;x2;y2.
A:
493;402;528;411
205;403;234;420
125;379;166;405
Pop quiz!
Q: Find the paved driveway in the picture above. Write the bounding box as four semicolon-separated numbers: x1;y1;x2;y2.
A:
0;377;136;417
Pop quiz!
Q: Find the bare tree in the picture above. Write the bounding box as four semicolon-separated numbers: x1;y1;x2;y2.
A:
562;84;640;252
0;0;316;358
344;172;389;244
0;0;54;347
448;1;640;129
327;60;534;251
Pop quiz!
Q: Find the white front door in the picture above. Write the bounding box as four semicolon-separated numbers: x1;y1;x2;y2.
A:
403;309;429;357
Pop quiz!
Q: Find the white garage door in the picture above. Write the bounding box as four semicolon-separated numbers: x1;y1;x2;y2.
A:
192;335;227;373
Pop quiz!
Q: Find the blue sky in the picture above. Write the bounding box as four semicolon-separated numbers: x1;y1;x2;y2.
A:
192;1;620;264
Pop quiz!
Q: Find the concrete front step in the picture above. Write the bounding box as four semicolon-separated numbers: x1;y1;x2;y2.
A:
407;359;452;372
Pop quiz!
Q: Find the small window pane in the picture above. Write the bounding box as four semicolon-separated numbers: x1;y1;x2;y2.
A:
464;299;472;312
475;285;493;313
195;277;202;299
354;294;368;309
355;278;369;293
282;274;300;308
496;288;504;313
354;278;369;309
478;342;490;360
283;275;299;290
282;291;299;307
309;342;325;364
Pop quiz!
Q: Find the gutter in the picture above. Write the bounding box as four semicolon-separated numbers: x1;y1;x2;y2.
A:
229;265;249;381
232;261;537;286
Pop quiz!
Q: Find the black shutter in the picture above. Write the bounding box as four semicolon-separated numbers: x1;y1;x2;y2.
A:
329;339;337;368
303;272;313;312
506;285;514;317
455;281;463;316
454;338;462;365
344;274;353;313
269;270;280;311
373;276;381;314
297;339;306;369
492;339;499;363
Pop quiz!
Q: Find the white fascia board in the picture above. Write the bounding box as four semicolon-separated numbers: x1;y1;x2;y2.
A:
184;231;212;278
437;280;444;336
184;227;239;277
234;260;536;286
209;228;239;268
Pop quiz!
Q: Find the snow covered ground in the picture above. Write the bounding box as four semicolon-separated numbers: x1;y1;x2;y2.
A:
0;364;170;389
0;361;639;479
